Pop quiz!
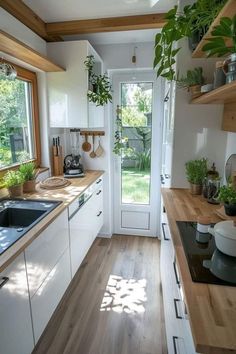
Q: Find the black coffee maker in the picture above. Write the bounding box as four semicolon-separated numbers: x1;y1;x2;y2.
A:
64;154;84;178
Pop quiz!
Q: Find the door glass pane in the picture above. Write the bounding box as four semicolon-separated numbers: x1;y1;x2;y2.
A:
0;77;35;169
121;82;153;205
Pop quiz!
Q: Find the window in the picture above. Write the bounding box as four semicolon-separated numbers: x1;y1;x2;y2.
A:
0;62;40;170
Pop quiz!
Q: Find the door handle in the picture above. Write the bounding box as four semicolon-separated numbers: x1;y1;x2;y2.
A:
161;223;170;241
0;277;9;289
160;174;165;185
174;298;183;319
173;336;178;354
173;260;180;286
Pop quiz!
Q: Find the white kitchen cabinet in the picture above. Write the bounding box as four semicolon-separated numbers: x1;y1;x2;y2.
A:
25;209;70;298
69;177;104;277
31;248;71;343
160;200;199;354
0;253;34;354
47;40;104;128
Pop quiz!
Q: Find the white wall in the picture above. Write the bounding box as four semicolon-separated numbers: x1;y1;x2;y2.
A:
171;31;228;187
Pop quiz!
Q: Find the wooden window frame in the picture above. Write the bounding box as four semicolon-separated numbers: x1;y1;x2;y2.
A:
0;61;41;172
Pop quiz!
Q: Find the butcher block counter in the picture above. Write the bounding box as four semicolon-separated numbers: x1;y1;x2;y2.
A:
162;188;236;354
0;170;104;272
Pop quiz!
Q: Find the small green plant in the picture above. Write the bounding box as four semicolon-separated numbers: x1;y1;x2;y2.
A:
185;158;208;185
218;185;236;204
84;55;112;106
176;67;204;89
202;15;236;57
2;170;24;188
19;162;36;181
135;150;151;171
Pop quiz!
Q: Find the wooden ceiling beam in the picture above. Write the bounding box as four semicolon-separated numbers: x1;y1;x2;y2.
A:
0;0;62;42
46;13;167;36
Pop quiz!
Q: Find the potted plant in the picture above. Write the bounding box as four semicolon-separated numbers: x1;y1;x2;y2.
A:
217;185;236;216
19;162;37;193
2;170;24;197
176;67;205;98
84;55;112;106
185;158;208;195
202;15;236;84
153;0;226;81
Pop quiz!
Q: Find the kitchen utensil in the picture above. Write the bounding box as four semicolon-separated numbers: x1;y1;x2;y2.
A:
95;136;104;157
89;135;96;158
82;134;91;152
208;220;236;257
203;249;236;284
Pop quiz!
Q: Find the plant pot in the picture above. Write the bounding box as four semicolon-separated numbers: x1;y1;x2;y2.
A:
8;184;23;198
224;203;236;216
189;85;202;99
23;179;36;193
190;183;202;195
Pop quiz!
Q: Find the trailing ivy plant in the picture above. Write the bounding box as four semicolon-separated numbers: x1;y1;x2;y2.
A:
154;0;226;81
84;55;112;106
202;15;236;57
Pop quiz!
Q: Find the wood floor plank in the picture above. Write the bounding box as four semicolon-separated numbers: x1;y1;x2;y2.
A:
33;235;167;354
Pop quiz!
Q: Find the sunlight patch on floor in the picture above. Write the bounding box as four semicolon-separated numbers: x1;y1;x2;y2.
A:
100;275;147;314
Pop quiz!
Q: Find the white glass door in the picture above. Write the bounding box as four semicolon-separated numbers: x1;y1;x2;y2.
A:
113;71;163;236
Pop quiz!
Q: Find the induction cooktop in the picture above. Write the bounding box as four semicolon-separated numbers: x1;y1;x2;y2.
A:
176;221;236;286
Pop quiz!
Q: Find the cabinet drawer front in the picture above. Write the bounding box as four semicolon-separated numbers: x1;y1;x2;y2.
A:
25;209;69;297
0;254;34;354
31;248;71;343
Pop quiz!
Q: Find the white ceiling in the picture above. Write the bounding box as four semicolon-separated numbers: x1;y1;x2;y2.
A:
23;0;175;45
23;0;176;22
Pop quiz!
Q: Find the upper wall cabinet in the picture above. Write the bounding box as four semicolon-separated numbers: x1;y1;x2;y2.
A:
47;40;104;128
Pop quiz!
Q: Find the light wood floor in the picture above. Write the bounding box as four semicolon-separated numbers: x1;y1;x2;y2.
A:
33;235;167;354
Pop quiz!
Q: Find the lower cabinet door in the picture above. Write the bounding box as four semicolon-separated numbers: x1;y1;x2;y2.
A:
31;248;71;343
0;253;34;354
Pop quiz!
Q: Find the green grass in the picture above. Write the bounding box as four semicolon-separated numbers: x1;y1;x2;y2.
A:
122;167;150;204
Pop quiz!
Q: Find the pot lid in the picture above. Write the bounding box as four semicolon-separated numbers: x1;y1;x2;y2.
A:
214;221;236;240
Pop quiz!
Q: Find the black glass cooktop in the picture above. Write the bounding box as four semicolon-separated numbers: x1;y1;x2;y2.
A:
176;221;236;286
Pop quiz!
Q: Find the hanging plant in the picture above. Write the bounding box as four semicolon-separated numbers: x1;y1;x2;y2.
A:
113;106;133;156
84;55;112;106
153;0;227;81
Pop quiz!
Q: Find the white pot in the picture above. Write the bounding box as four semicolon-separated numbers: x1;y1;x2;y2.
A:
208;221;236;257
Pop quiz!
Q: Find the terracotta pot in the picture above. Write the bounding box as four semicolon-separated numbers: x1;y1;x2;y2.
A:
189;85;202;99
23;179;36;193
190;183;202;195
8;184;23;198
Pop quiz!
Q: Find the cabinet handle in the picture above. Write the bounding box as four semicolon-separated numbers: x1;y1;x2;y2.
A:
174;298;183;319
173;336;178;354
173;260;180;286
97;211;102;217
161;223;170;241
96;190;102;195
96;179;102;184
0;277;9;289
160;174;165;185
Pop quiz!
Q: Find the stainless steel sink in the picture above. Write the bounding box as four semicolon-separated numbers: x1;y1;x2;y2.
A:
0;199;62;255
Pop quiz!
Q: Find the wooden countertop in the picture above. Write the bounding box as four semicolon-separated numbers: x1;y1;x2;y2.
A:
162;188;236;354
0;170;104;273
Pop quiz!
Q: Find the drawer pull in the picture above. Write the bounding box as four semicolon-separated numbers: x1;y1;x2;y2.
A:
173;336;178;354
96;190;102;195
97;211;102;217
96;179;102;184
161;222;170;241
0;277;9;289
174;298;183;319
173;260;180;286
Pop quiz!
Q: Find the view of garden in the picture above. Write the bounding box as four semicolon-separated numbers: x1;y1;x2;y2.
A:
0;77;32;168
120;82;153;205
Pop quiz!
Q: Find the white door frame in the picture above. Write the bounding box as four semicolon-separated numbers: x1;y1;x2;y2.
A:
112;70;164;237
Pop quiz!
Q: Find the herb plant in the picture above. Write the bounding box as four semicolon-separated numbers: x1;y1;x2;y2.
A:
185;158;208;185
19;162;36;181
218;185;236;204
3;170;24;188
176;67;204;89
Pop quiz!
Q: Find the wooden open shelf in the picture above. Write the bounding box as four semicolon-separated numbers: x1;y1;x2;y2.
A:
192;0;236;58
0;30;65;72
192;81;236;104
